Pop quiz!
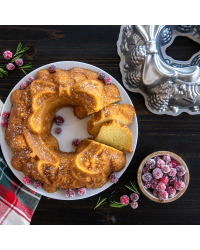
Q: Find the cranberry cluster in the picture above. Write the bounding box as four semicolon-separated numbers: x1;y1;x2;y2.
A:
142;154;186;201
98;71;112;85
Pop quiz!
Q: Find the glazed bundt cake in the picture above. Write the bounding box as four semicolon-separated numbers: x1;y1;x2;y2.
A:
94;120;133;153
87;104;135;136
5;67;126;193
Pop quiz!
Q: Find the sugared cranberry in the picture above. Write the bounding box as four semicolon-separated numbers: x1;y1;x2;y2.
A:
54;116;64;126
33;181;42;189
15;58;23;66
142;172;152;182
171;160;179;168
109;173;119;183
168;168;177;177
162;155;171;164
142;165;150;173
130;201;138;209
158;191;168;200
6;63;15;70
153;168;163;179
104;76;112;84
174;181;185;191
153;189;159;197
130;193;139;201
20;82;27;89
160;175;169;184
156;182;166;191
2;111;10;119
77;187;87;195
151;178;159;189
98;72;106;80
178;176;184;182
143;181;151;189
146;158;156;169
22;176;32;185
156;159;165;168
1;120;8;127
120;195;130;205
27;75;34;84
72;139;80;146
154;156;161;162
166;186;176;198
3;50;12;60
169;176;178;185
65;189;75;198
176;165;186;176
161;164;171;174
49;64;56;73
55;127;62;134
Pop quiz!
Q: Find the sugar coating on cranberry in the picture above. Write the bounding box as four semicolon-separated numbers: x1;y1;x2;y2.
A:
171;160;179;168
33;181;42;189
55;127;62;134
166;186;176;198
130;201;138;209
154;156;161;162
54;116;64;126
27;75;34;84
120;195;130;205
153;168;163;179
49;64;56;73
65;189;75;198
98;72;106;80
160;175;169;184
72;139;80;146
156;182;166;191
176;165;186;176
20;82;27;89
109;173;119;183
1;120;8;127
130;193;139;202
158;191;168;200
143;181;151;189
142;172;152;182
174;181;185;191
168;168;177;177
169;176;178;185
161;164;171;173
145;158;156;169
3;50;12;60
153;189;159;197
2;111;10;119
156;159;165;168
142;165;150;174
178;176;184;182
151;178;160;189
23;176;32;185
6;63;15;70
77;187;87;195
15;58;23;66
162;155;171;164
104;76;112;84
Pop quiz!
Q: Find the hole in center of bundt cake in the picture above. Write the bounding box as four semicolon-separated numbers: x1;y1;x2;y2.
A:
51;107;91;152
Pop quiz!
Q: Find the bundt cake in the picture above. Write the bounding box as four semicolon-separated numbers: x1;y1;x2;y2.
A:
5;67;126;193
87;104;135;136
94;120;133;153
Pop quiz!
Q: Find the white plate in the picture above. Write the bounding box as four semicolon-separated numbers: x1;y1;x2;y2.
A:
0;61;138;200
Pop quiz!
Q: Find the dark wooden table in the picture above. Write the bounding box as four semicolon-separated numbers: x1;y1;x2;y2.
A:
1;25;200;225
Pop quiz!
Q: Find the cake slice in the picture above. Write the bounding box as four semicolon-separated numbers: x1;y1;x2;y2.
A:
94;120;133;153
87;104;135;136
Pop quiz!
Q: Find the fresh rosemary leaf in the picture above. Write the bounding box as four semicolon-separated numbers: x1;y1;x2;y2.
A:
11;54;23;62
19;63;32;75
0;65;8;78
110;201;129;208
14;43;29;58
94;196;107;209
125;180;139;195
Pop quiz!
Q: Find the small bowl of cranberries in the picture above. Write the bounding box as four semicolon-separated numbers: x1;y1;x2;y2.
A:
137;151;189;203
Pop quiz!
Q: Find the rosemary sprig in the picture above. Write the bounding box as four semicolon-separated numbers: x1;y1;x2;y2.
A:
12;42;30;62
0;65;8;78
125;180;140;195
19;63;32;75
110;201;129;208
94;196;107;209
